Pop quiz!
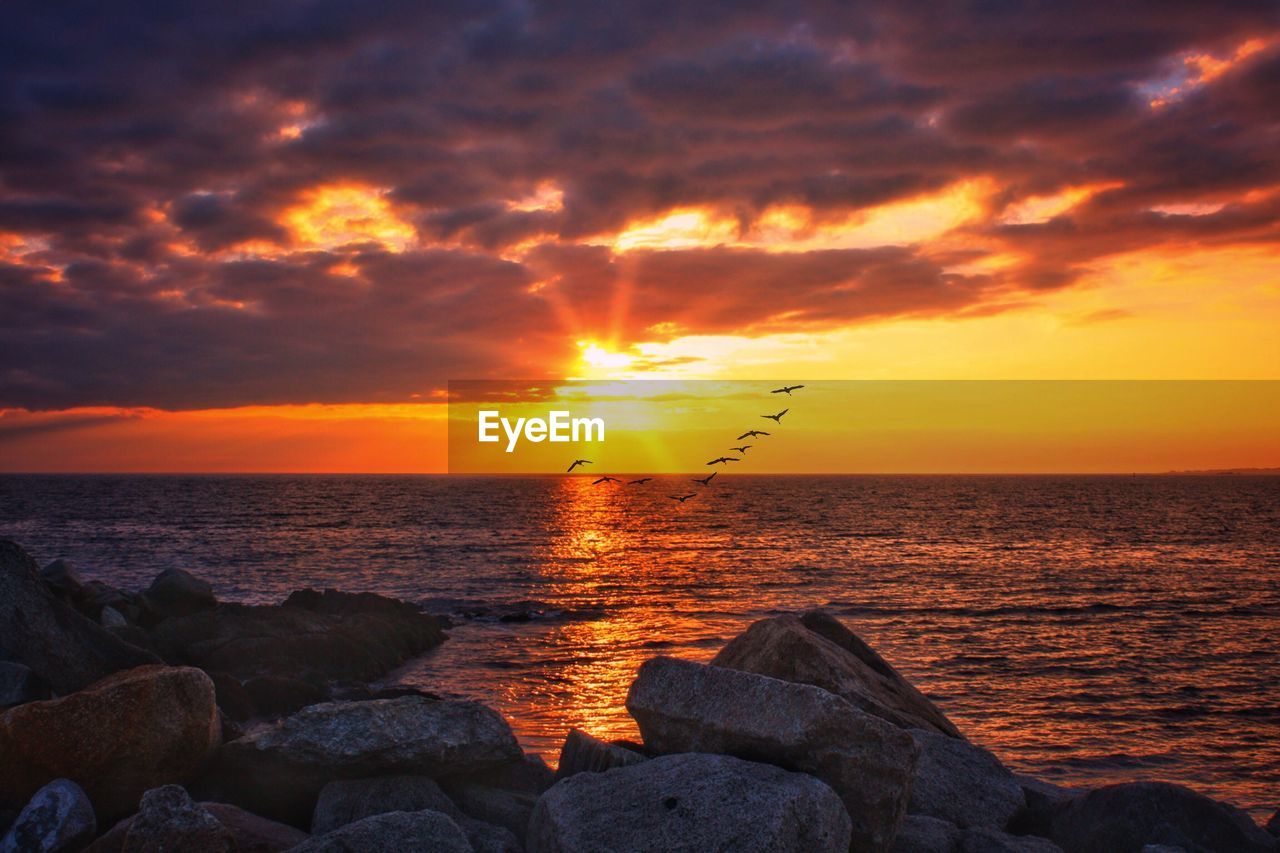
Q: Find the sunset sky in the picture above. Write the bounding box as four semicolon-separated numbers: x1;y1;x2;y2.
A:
2;1;1279;472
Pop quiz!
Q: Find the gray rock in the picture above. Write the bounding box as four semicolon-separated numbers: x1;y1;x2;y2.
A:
0;540;159;695
286;810;472;853
100;607;128;629
0;662;47;707
312;776;461;835
1009;775;1074;838
142;568;217;619
958;827;1063;852
554;728;647;780
459;817;521;853
891;814;960;852
0;779;96;853
1049;782;1276;852
908;728;1024;829
528;752;852;853
712;610;963;737
441;781;535;842
201;803;309;852
123;785;233;852
40;560;83;599
626;656;917;853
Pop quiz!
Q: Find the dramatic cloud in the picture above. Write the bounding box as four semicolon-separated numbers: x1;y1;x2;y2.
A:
2;0;1278;409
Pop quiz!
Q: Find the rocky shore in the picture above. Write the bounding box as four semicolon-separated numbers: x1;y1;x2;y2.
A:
1;538;1276;852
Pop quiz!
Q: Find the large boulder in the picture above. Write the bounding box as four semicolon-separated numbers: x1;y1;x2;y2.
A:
201;804;309;853
0;541;159;694
554;728;647;780
287;810;472;853
627;656;917;853
141;569;218;620
907;728;1024;829
712;611;962;737
0;778;96;853
312;776;460;835
1049;782;1276;852
528;752;851;853
148;590;446;683
122;785;233;853
0;665;220;821
890;815;1064;853
439;781;536;842
204;697;520;826
0;662;48;707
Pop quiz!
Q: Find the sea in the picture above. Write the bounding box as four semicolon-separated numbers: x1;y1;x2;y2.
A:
1;473;1277;819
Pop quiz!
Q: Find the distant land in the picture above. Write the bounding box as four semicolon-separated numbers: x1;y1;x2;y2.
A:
1163;467;1280;475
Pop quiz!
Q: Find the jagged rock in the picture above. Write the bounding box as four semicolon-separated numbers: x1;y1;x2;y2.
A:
287;810;472;852
712;610;962;737
1049;782;1276;852
122;785;233;852
204;697;519;826
554;728;647;780
142;569;217;620
242;676;328;718
528;752;851;853
148;590;446;683
201;804;308;853
460;817;521;853
311;776;461;835
908;728;1024;829
0;778;96;853
0;665;220;821
0;540;159;695
0;662;48;707
626;656;917;853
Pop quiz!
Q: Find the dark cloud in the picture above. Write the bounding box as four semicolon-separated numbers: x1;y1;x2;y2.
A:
1;0;1277;408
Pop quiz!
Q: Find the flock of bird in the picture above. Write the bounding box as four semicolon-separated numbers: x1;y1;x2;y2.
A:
565;384;804;503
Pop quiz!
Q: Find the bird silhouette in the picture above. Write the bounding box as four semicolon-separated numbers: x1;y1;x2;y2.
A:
627;477;652;485
668;494;696;502
707;456;740;465
737;429;771;440
730;445;752;454
592;476;621;485
762;408;788;423
567;459;592;472
693;472;717;486
771;385;804;395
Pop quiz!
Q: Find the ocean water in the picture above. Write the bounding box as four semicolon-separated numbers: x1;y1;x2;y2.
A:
1;474;1277;818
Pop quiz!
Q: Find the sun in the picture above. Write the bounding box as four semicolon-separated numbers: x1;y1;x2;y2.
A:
577;341;635;372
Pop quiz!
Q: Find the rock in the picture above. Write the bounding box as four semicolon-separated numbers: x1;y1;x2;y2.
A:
0;662;48;707
287;810;472;853
1009;775;1074;838
554;728;647;780
100;607;128;629
209;672;255;722
0;779;96;853
242;676;329;718
958;827;1063;852
890;815;959;852
201;804;308;853
528;752;851;853
0;665;220;821
204;697;519;826
460;817;520;853
148;591;446;683
141;569;217;620
712;610;962;737
908;728;1024;829
40;560;83;600
440;781;536;842
0;540;159;695
626;656;917;853
1267;809;1279;838
122;785;233;852
77;581;143;624
1049;782;1276;853
312;776;461;835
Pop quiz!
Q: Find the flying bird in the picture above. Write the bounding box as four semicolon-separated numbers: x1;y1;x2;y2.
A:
592;476;621;485
567;459;592;472
730;445;752;454
762;409;789;423
707;456;740;466
693;472;717;486
772;385;805;395
627;478;652;485
737;430;770;440
668;494;696;502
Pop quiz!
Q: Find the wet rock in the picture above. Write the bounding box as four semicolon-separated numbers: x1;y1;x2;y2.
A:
122;785;233;852
242;676;328;718
0;540;159;695
528;752;851;853
202;803;308;853
209;672;255;723
141;569;217;621
206;697;519;826
0;665;220;821
712;610;962;737
0;662;48;707
149;591;445;683
460;817;521;853
627;656;917;853
554;728;647;780
908;728;1024;829
311;776;460;835
1049;782;1276;853
287;810;472;853
0;778;96;853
